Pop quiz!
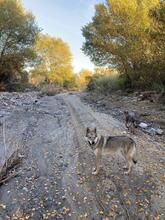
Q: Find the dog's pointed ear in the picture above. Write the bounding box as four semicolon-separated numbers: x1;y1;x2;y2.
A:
86;127;89;136
94;127;97;133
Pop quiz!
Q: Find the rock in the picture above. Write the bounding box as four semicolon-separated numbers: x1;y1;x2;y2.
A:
139;122;148;129
140;112;151;117
63;163;68;167
145;128;156;136
143;128;164;136
22;187;28;192
155;128;164;135
159;157;165;163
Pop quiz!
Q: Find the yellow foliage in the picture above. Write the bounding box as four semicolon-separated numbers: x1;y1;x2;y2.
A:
95;67;118;76
33;33;73;85
29;73;45;85
109;0;159;32
76;69;93;90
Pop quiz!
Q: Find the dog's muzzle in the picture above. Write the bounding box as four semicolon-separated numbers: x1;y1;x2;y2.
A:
88;137;98;147
88;140;95;145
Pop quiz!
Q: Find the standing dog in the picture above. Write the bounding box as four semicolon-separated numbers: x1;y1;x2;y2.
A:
86;127;137;175
124;110;137;134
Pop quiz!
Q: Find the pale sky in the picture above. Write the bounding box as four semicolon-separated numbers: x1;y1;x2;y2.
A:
22;0;104;73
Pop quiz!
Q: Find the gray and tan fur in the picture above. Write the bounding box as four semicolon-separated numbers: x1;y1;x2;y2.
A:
124;110;137;134
86;127;137;175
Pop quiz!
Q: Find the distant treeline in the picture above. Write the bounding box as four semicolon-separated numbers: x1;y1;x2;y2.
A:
1;0;164;92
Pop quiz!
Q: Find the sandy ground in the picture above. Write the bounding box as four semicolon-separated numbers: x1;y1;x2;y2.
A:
0;92;165;220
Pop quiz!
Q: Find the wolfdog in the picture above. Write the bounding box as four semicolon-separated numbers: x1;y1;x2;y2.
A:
85;127;137;175
124;110;137;134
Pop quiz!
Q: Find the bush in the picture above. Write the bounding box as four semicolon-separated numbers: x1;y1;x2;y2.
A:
86;71;165;95
151;82;165;92
86;73;122;95
39;84;64;96
63;77;76;89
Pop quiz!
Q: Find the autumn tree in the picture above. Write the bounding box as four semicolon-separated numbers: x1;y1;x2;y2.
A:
95;67;118;76
82;0;164;89
0;0;39;86
75;69;93;90
31;34;74;87
149;0;165;88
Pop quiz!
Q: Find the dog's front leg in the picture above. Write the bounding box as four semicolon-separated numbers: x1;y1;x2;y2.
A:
92;149;102;175
125;119;131;129
131;123;135;134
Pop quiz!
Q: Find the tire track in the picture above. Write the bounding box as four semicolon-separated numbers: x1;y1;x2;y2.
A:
63;95;102;220
63;93;162;220
63;94;128;219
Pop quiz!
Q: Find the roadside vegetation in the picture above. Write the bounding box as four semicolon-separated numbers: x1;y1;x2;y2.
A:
75;69;93;90
86;68;123;95
0;0;164;95
82;0;165;93
0;0;40;91
0;0;89;93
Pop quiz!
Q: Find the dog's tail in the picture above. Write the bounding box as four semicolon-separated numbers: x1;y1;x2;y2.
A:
133;158;137;164
132;141;138;164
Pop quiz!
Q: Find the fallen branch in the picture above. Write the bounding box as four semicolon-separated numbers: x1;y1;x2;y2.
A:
0;170;21;186
0;150;23;184
2;121;7;173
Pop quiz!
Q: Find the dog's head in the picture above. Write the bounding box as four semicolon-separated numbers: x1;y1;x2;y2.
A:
124;110;129;116
85;127;98;148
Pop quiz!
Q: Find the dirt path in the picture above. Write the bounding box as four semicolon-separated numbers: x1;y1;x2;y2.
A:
0;92;165;220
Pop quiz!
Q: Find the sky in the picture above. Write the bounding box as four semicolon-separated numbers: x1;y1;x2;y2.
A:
22;0;104;73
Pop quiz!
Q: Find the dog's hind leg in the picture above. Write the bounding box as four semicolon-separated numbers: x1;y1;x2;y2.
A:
124;146;137;174
124;158;133;174
131;123;135;134
120;149;128;170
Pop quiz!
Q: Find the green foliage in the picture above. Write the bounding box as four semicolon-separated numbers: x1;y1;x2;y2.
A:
82;0;165;90
63;76;76;89
86;73;122;95
151;82;165;92
0;0;40;87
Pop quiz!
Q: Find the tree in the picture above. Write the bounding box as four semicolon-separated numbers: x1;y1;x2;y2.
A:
149;0;165;87
32;33;74;86
0;0;40;85
95;67;118;76
75;69;93;89
82;0;164;89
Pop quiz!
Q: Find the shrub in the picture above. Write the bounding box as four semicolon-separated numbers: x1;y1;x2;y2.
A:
39;83;64;96
151;82;165;92
86;73;122;95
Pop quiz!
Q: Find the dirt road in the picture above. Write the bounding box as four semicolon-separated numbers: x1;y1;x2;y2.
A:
0;92;165;220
